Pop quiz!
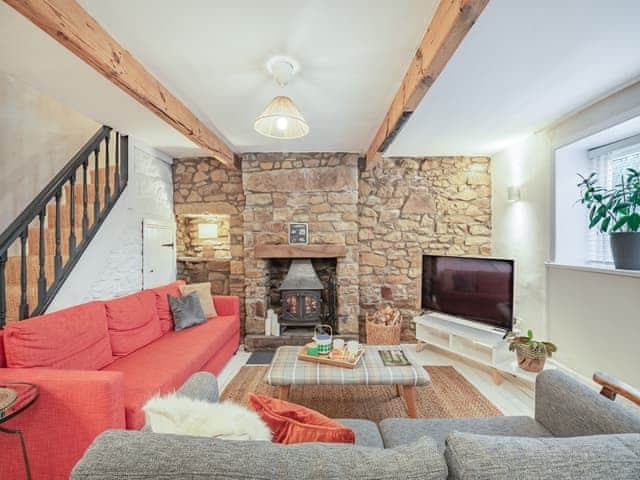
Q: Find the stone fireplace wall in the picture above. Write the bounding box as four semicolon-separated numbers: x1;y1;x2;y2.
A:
358;157;492;339
172;157;246;334
241;153;360;336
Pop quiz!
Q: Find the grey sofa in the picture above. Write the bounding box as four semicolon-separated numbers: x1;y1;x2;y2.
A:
71;370;640;480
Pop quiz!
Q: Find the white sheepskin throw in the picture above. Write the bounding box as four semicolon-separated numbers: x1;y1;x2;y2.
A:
143;393;272;441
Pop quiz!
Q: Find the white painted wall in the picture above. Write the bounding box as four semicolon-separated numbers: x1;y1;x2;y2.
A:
48;139;175;310
492;81;640;386
491;132;553;337
0;72;99;231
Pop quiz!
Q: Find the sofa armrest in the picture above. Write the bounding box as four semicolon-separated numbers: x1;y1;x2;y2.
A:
0;368;125;480
213;295;240;318
535;370;640;437
176;371;219;403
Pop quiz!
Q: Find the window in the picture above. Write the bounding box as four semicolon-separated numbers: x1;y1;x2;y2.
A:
588;144;640;264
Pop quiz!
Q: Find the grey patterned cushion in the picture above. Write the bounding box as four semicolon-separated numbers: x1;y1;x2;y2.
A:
71;430;447;480
338;419;384;448
380;416;552;451
535;370;640;436
168;292;206;331
445;432;640;480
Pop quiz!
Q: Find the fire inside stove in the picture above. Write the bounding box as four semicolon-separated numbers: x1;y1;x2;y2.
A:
278;259;324;331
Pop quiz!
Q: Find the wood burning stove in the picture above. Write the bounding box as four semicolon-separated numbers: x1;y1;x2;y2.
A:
279;259;324;333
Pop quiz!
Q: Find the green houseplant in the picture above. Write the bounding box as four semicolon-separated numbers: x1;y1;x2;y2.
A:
578;168;640;270
508;329;557;373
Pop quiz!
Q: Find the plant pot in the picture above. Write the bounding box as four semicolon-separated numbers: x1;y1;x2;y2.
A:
610;232;640;270
514;344;547;373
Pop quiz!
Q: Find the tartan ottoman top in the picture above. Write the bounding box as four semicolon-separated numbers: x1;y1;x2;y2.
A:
265;346;431;386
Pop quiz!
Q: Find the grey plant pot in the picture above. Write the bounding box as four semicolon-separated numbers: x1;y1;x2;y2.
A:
610;232;640;270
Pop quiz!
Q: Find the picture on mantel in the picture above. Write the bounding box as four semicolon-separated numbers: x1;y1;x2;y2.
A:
289;223;308;245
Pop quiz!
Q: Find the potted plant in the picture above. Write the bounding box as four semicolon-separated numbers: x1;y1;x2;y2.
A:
578;168;640;270
508;329;557;373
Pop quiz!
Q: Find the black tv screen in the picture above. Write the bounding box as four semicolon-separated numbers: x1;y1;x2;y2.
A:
421;255;514;331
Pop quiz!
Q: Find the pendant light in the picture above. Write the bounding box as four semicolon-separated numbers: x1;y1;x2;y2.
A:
254;59;309;140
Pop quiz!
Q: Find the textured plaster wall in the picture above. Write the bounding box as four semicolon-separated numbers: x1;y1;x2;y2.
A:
49;140;174;310
0;72;99;231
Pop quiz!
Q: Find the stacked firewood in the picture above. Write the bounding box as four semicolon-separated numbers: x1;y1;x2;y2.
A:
367;304;401;326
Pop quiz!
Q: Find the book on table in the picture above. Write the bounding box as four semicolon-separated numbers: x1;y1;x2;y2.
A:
378;349;411;366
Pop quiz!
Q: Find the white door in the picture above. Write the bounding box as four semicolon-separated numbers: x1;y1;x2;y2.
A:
143;219;175;289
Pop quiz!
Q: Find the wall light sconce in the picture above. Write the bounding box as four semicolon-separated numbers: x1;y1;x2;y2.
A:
198;223;218;239
507;186;521;203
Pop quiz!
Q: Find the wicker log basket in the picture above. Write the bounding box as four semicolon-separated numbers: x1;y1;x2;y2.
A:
366;305;401;345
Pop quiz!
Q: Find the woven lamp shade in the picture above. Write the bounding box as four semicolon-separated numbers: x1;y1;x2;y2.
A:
254;95;310;139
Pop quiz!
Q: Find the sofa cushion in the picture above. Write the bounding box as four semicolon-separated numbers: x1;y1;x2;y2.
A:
379;416;552;451
248;393;355;444
338;419;384;448
445;432;640;480
71;430;448;480
102;315;239;429
3;301;113;370
105;290;163;357
168;292;207;331
180;283;217;318
150;281;185;333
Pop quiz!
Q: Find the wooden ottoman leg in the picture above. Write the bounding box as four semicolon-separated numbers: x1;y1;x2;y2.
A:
395;384;403;397
278;385;291;401
402;385;417;418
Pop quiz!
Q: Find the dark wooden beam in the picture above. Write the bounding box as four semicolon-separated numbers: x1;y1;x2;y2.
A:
366;0;489;168
5;0;236;168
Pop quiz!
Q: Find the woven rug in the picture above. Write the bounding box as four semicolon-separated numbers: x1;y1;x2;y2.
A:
221;365;501;422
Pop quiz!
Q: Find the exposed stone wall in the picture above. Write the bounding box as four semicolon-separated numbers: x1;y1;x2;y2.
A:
173;157;245;334
358;157;491;340
177;258;231;294
241;153;360;336
176;214;231;259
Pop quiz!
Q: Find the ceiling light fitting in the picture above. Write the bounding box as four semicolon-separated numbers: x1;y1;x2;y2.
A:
254;58;309;140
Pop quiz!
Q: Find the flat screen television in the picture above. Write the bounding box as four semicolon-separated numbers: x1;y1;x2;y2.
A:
421;255;514;331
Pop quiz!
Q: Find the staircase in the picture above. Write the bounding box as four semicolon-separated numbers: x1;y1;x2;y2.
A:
0;126;128;327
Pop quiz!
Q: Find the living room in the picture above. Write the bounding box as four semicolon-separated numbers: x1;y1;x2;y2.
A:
1;1;639;479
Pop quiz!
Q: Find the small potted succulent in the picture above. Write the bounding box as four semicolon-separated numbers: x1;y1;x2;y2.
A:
508;329;557;373
578;168;640;270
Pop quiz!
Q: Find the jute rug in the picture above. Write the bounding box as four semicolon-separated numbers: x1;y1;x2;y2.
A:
221;365;501;422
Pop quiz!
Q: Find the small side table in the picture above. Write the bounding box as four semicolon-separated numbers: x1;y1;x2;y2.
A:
0;383;39;480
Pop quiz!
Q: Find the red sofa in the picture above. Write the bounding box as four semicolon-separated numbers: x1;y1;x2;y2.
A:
0;281;240;480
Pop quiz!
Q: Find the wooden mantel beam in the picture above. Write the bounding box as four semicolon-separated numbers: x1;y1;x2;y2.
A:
365;0;489;168
5;0;236;168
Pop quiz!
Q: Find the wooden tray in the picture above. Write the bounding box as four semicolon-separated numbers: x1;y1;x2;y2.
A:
297;345;364;369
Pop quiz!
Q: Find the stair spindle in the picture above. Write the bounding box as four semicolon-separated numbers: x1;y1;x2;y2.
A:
19;229;29;320
104;135;111;206
0;252;7;328
114;132;120;194
82;158;89;238
69;172;77;255
38;208;47;305
54;188;63;278
93;147;100;223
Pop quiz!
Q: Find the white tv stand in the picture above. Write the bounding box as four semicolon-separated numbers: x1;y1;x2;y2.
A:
414;311;552;385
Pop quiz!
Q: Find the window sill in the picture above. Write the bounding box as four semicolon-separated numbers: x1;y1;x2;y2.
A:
545;262;640;278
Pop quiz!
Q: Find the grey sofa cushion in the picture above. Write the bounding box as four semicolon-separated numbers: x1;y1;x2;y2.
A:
535;370;640;436
445;432;640;480
169;292;207;331
379;416;552;451
71;430;447;480
338;419;384;448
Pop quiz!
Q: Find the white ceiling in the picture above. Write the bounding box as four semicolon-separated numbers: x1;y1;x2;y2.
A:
387;0;640;157
77;0;438;153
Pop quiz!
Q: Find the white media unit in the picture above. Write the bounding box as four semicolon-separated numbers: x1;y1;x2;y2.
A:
414;311;553;385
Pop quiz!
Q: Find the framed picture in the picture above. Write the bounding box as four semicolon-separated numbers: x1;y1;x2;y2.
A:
288;223;308;245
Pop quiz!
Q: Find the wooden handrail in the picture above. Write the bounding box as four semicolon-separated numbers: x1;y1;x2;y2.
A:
593;371;640;406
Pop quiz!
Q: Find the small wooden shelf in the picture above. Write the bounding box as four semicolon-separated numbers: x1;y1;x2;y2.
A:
254;244;347;259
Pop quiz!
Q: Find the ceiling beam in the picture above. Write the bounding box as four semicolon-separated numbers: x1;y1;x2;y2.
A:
365;0;489;168
4;0;236;168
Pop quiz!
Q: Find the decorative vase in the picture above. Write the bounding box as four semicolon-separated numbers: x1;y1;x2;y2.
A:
610;232;640;270
515;344;547;373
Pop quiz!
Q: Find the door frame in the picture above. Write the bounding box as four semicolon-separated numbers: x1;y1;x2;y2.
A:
142;217;176;289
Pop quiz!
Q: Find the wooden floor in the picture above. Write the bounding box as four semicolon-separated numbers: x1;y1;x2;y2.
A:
218;343;535;417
